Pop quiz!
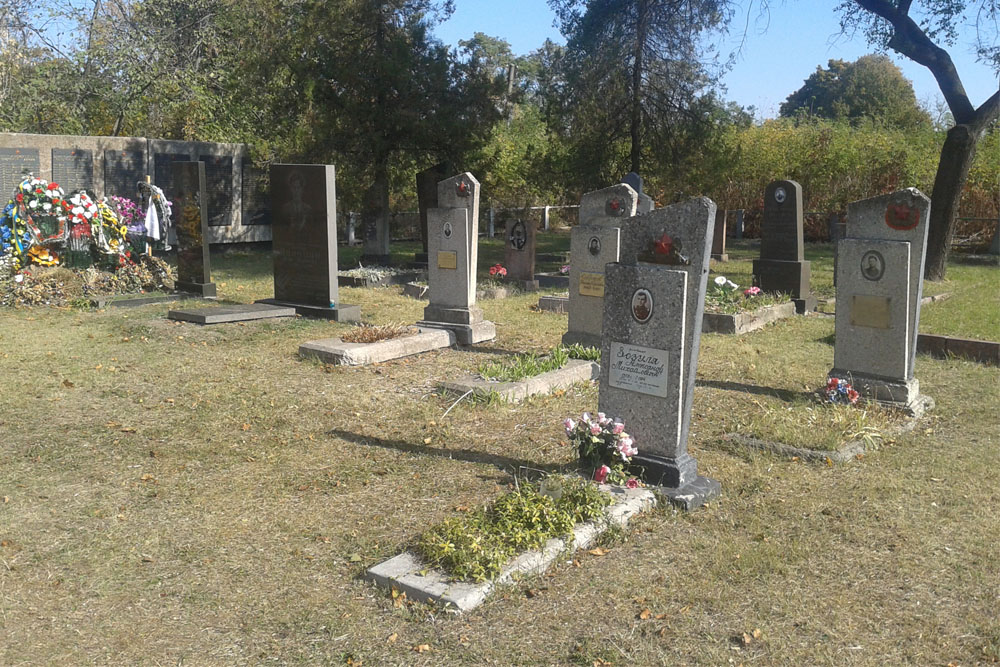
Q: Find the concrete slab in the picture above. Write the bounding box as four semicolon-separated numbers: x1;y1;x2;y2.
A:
167;303;296;324
438;359;599;402
702;301;796;334
537;294;569;313
299;327;455;366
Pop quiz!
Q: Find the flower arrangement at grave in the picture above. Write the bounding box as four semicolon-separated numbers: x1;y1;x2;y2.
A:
704;275;786;314
481;263;508;289
559;264;570;274
825;378;860;405
565;412;639;487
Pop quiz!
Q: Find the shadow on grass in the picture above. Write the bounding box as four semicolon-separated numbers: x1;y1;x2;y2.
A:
327;428;565;477
695;378;812;403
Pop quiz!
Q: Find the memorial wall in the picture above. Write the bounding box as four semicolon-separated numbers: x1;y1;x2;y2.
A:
0;133;270;243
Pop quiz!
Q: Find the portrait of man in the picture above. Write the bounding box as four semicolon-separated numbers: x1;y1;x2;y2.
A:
861;250;884;281
443;221;453;239
631;288;652;323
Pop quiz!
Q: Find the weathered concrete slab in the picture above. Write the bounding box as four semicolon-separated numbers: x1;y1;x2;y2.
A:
299;327;455;366
438;359;598;402
702;301;796;334
168;303;296;324
537;294;569;313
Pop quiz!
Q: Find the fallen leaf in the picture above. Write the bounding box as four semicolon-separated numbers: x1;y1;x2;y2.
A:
62;379;74;388
140;474;155;482
752;628;762;639
587;547;609;557
349;553;362;562
423;437;432;444
639;608;652;620
386;633;398;644
413;644;431;653
242;423;251;431
121;426;137;433
2;496;8;503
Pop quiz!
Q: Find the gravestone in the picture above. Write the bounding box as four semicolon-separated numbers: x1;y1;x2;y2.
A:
153;153;191;202
728;209;744;239
711;208;728;262
240;159;270;225
0;147;39;195
416;173;495;344
103;149;145;198
623;172;654;214
828;212;846;286
258;164;360;321
829;188;934;415
752;180;817;313
504;218;539;290
361;180;391;266
51;148;94;192
415;162;451;265
990;218;999;256
562;183;639;348
171;161;217;298
598;197;720;507
198;155;233;227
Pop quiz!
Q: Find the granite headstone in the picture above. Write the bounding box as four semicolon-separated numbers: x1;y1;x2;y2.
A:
504;218;539;290
415;162;451;264
198;155;233;227
0;147;39;195
752;179;816;312
711;208;728;262
171;161;217;298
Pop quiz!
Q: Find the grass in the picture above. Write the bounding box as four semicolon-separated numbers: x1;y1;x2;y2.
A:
477;347;569;382
340;322;416;344
0;237;998;664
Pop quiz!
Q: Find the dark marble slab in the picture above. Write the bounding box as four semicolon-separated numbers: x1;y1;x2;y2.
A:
51;148;94;192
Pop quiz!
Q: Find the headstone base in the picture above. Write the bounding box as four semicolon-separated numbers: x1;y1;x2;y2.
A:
561;330;602;349
168;303;296;324
631;451;699;490
421;304;485;326
710;253;729;263
537;295;569;313
828;370;934;417
511;279;539;291
752;258;814;309
175;280;217;298
792;295;818;314
656;476;722;512
417;320;496;345
256;299;361;322
360;254;391;266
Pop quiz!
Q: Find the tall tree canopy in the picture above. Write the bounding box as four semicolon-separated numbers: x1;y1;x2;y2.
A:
838;0;1000;280
779;54;931;129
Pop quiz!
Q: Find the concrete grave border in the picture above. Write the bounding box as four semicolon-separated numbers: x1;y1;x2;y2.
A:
437;359;599;402
299;327;455;366
702;301;796;334
536;294;569;313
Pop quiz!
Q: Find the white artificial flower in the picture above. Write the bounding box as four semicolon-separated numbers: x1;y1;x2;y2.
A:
15;274;23;283
714;276;727;286
726;280;738;290
29;200;37;208
70;195;81;205
42;203;51;211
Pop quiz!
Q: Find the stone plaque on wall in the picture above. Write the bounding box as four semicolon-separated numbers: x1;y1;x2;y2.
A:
153;153;191;200
51;148;94;192
199;154;233;227
104;149;145;198
0;147;40;196
240;160;270;225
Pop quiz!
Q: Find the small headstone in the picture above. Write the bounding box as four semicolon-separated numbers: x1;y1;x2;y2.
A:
599;197;720;506
171;161;217;298
257;163;360;321
829;188;934;415
752;180;816;313
504;218;539;290
578;183;639;226
711;208;728;262
415;162;451;264
622;172;654;214
416;173;495;344
989;218;999;256
51;148;94;192
828;212;846;286
360;178;391;265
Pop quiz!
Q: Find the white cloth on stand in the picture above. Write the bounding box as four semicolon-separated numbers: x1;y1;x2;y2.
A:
145;202;160;240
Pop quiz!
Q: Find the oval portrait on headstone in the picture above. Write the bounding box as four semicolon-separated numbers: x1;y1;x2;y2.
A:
861;250;885;281
509;220;527;250
588;236;601;256
631;288;653;323
443;221;453;239
774;186;787;204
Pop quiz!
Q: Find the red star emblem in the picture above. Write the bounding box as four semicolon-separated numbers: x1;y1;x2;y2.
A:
653;233;673;255
609;198;620;211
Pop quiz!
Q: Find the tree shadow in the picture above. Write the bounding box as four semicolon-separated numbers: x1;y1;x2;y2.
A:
695;378;812;403
327;428;567;478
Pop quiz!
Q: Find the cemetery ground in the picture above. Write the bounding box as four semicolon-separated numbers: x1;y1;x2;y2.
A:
1;236;998;665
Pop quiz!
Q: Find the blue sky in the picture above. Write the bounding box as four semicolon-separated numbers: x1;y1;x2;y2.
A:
435;0;999;119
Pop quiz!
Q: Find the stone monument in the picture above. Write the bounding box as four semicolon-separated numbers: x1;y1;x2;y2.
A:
623;172;654;214
360;179;391;266
504;218;539;290
258;163;360;321
752;180;817;313
171;161;217;298
711;208;728;262
829;188;934;416
562;183;639;348
414;162;451;266
598;197;720;509
416;173;495;344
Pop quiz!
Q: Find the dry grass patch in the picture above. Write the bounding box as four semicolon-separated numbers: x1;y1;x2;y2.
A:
339;322;417;344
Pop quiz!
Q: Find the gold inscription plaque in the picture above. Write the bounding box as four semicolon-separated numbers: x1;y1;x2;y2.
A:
437;251;457;270
579;272;605;297
850;295;891;329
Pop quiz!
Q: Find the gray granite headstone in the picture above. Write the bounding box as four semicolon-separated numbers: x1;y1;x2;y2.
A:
168;303;296;324
752;180;816;313
599;197;719;505
729;209;744;239
51;148;94;192
103;149;145;198
171;161;216;298
198;155;233;227
504;218;538;290
417;172;495;344
829;188;933;415
989;218;999;256
624;173;655;214
562;224;621;348
258;163;359;321
0;147;39;195
579;183;639;226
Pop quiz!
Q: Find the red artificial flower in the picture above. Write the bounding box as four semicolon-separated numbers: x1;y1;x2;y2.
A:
35;188;43;194
49;183;59;190
653;233;674;255
15;193;23;202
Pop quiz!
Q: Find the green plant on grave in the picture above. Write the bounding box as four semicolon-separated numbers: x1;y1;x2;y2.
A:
477;346;569;382
704;275;787;314
561;343;601;361
415;476;612;583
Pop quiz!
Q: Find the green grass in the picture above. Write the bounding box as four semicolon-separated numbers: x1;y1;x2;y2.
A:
477;347;569;382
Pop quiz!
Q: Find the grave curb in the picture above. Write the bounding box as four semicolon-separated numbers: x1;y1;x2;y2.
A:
298;327;455;366
917;333;1000;366
338;270;424;288
702;301;796;334
437;359;599;402
536;294;569;313
365;485;657;613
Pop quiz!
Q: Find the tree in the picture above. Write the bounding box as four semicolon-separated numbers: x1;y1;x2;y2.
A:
838;0;1000;280
779;54;931;129
548;0;731;184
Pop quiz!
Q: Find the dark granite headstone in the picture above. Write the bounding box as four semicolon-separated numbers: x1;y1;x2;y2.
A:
153;153;191;201
728;209;744;239
416;162;451;261
752;180;816;313
622;172;643;197
258;164;359;321
828;212;846;286
171;161;216;298
240;159;270;225
51;149;94;192
0;147;39;195
103;149;145;198
504;218;539;290
198;155;233;227
711;209;728;262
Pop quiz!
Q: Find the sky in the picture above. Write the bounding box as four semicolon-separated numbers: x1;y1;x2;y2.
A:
434;0;1000;120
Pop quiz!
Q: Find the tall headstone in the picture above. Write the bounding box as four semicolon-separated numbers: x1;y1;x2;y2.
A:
598;197;720;507
360;178;391;266
417;173;495;344
711;208;728;262
258;164;360;321
562;183;639;348
828;212;846;286
415;162;452;264
729;209;744;239
171;161;217;298
504;218;539;290
829;188;934;415
752;179;817;313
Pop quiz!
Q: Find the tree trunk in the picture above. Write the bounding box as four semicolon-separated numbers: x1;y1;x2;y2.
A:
628;0;648;174
924;123;979;281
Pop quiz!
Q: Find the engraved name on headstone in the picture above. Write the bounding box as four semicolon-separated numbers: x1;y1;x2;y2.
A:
51;149;94;192
0;147;40;195
153;153;191;201
240;159;270;225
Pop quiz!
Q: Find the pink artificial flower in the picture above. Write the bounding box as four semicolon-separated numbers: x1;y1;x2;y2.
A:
847;388;860;404
626;478;639;489
612;422;625;435
593;465;610;483
559;264;570;274
744;286;761;297
618;437;637;458
564;417;577;433
581;411;592;424
589;424;602;436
